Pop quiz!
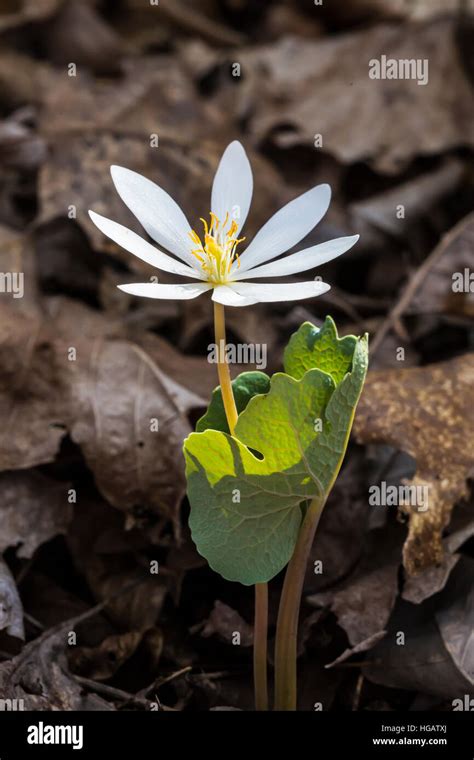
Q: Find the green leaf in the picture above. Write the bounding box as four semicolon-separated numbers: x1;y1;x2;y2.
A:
196;371;270;434
185;321;368;586
284;315;356;384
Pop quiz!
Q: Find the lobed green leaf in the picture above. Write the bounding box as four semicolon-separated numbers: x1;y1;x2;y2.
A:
185;319;368;585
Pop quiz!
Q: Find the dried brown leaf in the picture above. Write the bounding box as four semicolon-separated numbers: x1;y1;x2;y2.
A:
201;601;253;647
364;559;474;698
409;212;474;319
0;305;67;470
355;354;474;574
0;300;193;526
0;623;113;710
41;0;124;75
0;558;24;640
0;471;72;558
307;526;401;657
0;0;61;32
67;499;169;631
436;558;474;685
69;631;142;681
237;19;474;173
62;336;190;526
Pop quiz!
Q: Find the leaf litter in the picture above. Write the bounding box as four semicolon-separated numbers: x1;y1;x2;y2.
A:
0;0;473;711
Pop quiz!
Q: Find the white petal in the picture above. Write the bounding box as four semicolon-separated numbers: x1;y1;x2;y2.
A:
89;211;204;280
237;184;331;272
229;280;330;303
110;166;195;265
118;282;211;300
211;141;253;235
212;284;258;307
233;235;359;280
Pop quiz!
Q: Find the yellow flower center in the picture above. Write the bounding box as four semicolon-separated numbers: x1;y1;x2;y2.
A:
189;212;245;284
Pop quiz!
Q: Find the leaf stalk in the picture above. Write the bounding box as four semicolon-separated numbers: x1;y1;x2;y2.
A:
274;495;325;710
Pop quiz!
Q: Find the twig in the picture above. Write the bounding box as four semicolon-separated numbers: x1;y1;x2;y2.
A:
72;675;177;711
136;665;193;700
189;670;233;681
371;213;474;355
150;665;193;689
23;612;45;631
73;675;150;706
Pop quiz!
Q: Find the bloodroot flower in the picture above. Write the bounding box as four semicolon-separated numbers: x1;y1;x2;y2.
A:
89;141;358;307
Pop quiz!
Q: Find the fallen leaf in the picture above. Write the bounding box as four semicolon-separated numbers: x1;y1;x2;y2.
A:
409;212;474;319
402;556;460;605
364;614;472;700
200;600;253;647
235;18;474;173
349;160;464;243
0;52;53;111
355;354;474;574
363;559;474;699
401;501;474;603
41;0;124;75
0;0;61;32
0;471;72;558
307;526;402;662
436;558;474;685
0;301;193;527
0;558;24;640
0;305;67;471
39;55;216;142
0;621;113;710
63;336;190;526
69;631;142;680
46;294;214;407
67;499;170;631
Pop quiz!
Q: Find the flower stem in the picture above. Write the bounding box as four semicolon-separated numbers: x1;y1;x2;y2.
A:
274;496;325;711
213;302;238;434
213;301;269;712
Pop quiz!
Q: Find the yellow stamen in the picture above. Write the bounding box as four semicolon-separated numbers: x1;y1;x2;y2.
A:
227;220;238;238
188;211;245;284
189;230;201;244
191;250;205;263
209;212;219;234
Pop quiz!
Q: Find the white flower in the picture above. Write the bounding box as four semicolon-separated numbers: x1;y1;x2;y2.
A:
89;141;358;307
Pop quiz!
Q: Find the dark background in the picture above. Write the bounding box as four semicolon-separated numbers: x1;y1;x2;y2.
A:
0;0;473;712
